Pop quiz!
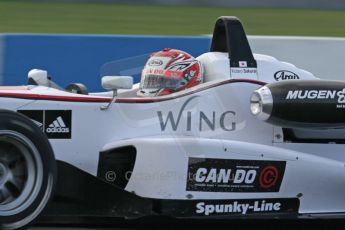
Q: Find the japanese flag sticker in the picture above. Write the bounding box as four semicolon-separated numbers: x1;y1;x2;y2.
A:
239;61;247;67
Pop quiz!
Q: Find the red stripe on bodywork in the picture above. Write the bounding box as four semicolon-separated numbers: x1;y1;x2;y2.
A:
0;79;266;103
0;92;111;102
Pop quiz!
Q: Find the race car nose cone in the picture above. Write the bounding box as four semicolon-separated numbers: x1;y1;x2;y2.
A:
250;86;273;121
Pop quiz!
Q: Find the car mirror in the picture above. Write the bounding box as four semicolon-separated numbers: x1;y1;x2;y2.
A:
27;69;49;86
101;76;133;91
100;76;133;111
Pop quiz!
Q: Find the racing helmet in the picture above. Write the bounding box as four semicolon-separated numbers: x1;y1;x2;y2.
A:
137;48;203;97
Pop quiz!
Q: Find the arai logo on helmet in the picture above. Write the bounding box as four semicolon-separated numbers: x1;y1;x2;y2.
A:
274;71;299;81
148;59;163;66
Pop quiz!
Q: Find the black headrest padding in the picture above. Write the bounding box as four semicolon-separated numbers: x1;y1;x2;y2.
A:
210;16;257;68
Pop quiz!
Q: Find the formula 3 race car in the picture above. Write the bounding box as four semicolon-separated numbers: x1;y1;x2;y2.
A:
2;16;345;230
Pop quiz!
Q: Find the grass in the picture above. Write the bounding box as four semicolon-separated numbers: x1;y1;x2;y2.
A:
0;0;344;36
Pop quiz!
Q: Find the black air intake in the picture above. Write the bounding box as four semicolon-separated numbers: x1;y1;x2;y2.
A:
97;146;136;189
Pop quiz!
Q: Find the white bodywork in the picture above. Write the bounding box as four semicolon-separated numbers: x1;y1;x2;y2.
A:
196;52;315;82
0;52;344;216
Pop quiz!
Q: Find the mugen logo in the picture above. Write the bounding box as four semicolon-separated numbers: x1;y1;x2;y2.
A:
157;96;236;131
186;158;286;193
286;90;339;100
285;89;345;107
285;89;345;100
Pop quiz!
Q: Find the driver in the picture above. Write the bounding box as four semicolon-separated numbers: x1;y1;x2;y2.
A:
137;48;203;97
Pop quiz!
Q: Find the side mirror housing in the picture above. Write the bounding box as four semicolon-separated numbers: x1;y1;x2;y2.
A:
100;76;133;111
101;76;133;91
27;69;50;86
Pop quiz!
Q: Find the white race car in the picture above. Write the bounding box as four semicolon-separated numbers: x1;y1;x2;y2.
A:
1;16;345;230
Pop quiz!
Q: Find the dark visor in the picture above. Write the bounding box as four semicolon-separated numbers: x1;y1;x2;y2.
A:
140;74;185;89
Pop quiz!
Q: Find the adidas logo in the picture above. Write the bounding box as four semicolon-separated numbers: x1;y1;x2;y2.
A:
31;119;43;129
46;116;70;133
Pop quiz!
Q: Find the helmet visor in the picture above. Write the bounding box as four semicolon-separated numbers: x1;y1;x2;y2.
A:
140;74;186;90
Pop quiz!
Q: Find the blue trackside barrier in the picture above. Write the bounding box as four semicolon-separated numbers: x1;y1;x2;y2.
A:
1;34;345;92
0;34;211;91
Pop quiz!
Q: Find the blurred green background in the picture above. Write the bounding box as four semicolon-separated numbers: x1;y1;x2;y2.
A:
0;0;344;36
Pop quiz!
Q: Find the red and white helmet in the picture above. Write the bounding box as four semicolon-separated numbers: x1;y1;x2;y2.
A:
137;48;203;97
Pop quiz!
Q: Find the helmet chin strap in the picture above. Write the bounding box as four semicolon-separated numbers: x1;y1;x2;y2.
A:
153;89;163;97
157;88;174;96
137;88;161;97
